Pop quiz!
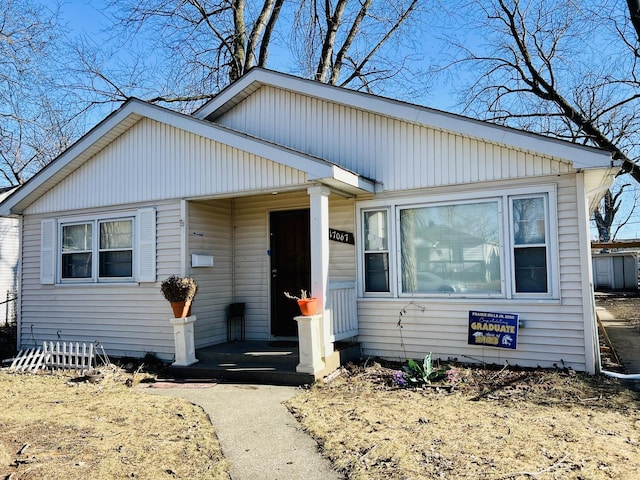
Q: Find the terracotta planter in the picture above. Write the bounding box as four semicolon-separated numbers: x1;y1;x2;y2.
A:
297;298;318;316
170;300;192;318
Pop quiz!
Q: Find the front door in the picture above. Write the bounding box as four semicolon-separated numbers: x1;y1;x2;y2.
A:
270;209;311;337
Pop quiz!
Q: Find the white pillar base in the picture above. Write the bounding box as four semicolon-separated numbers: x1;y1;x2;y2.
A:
169;315;199;366
295;314;325;375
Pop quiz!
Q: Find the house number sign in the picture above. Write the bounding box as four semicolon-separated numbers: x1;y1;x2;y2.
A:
329;228;354;245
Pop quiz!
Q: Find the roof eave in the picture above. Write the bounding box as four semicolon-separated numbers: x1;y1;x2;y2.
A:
1;97;374;215
194;68;613;168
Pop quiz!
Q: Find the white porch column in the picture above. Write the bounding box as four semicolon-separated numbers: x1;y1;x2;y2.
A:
307;185;333;358
169;315;199;366
295;314;325;375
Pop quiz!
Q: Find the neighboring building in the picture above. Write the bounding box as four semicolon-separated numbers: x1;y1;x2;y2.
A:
0;68;618;373
0;187;19;324
592;251;639;291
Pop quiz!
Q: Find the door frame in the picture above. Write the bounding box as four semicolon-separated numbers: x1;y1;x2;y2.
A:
268;207;311;338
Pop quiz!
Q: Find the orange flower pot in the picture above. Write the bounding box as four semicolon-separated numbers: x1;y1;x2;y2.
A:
297;298;318;316
170;300;192;318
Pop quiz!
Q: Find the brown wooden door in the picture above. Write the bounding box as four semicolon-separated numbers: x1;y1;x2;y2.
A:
270;209;310;337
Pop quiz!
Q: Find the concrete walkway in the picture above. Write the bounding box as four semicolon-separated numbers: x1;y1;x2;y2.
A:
597;306;640;374
144;382;343;480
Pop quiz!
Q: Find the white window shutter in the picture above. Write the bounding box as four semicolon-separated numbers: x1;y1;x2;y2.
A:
137;208;156;282
40;219;56;284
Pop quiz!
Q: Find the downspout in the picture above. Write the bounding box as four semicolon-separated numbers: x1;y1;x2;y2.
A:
601;370;640;380
575;172;599;374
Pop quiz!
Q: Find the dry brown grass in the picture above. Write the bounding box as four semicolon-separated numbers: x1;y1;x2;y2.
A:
287;363;640;480
0;368;229;479
2;295;640;479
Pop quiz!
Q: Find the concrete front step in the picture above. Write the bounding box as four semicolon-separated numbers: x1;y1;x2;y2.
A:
170;365;316;386
169;341;360;386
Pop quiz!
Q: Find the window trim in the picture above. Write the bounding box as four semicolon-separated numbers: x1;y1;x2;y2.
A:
357;185;559;300
358;207;395;297
98;218;134;279
56;213;136;284
395;197;506;298
60;220;94;281
508;192;558;299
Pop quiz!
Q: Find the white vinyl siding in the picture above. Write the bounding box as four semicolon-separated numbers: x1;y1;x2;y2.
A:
23;118;309;216
356;175;588;371
217;86;574;191
186;199;233;348
0;216;19;295
21;201;179;360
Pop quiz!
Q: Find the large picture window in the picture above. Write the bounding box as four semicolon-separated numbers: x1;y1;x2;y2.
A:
400;201;502;294
360;188;555;299
60;217;134;281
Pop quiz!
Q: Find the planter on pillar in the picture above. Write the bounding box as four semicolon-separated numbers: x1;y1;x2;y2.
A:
295;313;325;375
169;315;198;366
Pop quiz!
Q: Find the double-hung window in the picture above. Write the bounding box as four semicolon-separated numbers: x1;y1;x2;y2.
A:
61;223;93;279
363;210;390;292
360;188;556;299
511;195;549;294
41;208;156;285
60;217;134;282
99;220;134;278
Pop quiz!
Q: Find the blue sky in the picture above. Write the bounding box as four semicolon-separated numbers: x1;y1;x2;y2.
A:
61;1;107;35
55;1;640;240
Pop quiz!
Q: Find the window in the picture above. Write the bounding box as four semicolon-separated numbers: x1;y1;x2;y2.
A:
363;210;390;292
99;220;133;278
511;195;549;294
61;223;93;279
359;188;555;299
399;201;502;295
40;208;156;285
59;217;134;282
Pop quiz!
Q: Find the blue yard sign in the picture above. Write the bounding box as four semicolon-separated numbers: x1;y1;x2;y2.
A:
468;311;518;350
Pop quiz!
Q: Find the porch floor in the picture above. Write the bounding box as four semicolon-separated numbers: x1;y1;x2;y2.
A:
169;341;360;386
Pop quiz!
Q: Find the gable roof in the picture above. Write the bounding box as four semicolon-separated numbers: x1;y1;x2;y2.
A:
194;68;613;170
0;98;374;216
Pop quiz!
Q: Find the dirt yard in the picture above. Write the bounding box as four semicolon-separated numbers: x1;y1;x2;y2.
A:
0;368;229;479
1;294;639;479
288;362;640;479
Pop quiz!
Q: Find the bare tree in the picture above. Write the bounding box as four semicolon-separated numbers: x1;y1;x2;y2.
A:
441;0;640;184
85;0;425;111
0;0;79;186
593;184;636;241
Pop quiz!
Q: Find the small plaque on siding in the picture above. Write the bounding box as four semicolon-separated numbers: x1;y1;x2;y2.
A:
329;228;354;245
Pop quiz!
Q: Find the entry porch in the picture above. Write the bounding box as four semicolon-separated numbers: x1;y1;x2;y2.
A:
169;340;361;386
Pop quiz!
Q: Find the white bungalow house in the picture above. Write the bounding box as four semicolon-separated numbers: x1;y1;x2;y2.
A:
0;68;618;374
0;187;19;324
